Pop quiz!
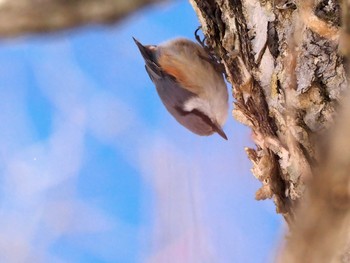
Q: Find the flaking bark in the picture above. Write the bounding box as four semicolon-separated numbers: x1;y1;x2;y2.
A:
190;0;350;261
190;0;347;221
0;0;348;261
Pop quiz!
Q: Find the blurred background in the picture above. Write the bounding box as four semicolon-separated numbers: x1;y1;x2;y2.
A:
0;0;283;262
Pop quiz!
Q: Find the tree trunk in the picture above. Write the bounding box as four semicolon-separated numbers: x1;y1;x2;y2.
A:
1;0;348;261
189;0;350;261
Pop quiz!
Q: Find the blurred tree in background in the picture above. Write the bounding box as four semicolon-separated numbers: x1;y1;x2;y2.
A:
2;0;349;262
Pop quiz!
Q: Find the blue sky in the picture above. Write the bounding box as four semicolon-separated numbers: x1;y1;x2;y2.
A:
0;1;283;262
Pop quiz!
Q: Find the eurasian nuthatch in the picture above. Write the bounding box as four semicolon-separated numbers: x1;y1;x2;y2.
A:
133;37;229;140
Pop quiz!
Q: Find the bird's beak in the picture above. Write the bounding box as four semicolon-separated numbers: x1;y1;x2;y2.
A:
213;123;228;140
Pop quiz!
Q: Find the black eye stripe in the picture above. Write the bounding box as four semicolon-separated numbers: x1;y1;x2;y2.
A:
174;106;188;116
175;107;216;130
191;109;217;130
190;109;227;139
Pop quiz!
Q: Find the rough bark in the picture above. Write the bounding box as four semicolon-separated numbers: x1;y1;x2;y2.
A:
190;0;349;261
0;0;348;261
0;0;158;37
190;0;346;220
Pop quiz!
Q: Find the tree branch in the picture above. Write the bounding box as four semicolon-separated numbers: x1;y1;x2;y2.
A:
0;0;158;37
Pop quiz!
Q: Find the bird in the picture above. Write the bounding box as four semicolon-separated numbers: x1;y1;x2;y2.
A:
133;37;229;140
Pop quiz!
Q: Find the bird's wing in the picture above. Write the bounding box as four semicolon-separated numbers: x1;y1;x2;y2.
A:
133;37;163;82
151;71;195;110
